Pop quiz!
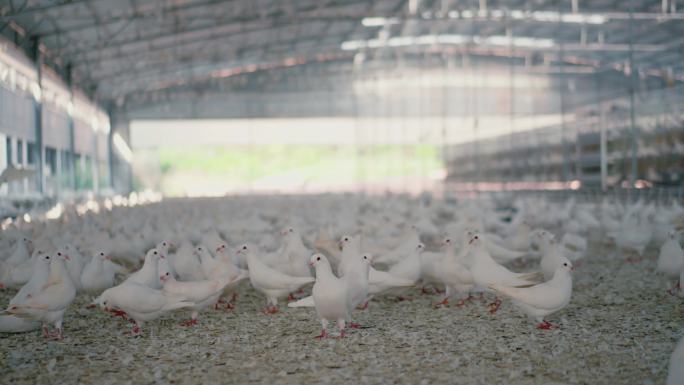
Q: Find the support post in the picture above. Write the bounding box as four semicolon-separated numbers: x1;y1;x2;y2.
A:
628;0;638;190
107;108;115;191
66;64;77;191
30;36;44;194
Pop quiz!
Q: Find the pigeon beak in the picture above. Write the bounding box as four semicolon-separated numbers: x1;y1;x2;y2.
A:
63;254;71;261
159;254;165;260
105;255;112;260
280;230;288;236
308;261;315;267
571;267;576;272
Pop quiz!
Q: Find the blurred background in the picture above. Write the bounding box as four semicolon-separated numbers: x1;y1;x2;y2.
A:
0;0;683;201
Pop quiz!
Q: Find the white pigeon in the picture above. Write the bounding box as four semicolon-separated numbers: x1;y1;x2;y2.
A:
464;233;543;313
279;227;313;278
373;226;421;266
614;213;653;257
657;230;684;294
533;230;567;280
213;244;250;304
387;243;424;282
237;244;314;313
171;241;205;281
0;314;41;333
287;253;373;316
309;254;349;339
3;253;77;339
80;251;123;294
123;248;164;289
94;282;193;336
339;234;414;298
489;256;574;329
504;220;532;252
434;234;476;307
10;253;52;306
57;246;83;289
158;259;231;326
0;253;52;333
5;237;32;266
560;232;588;261
344;253;373;323
0;249;44;289
667;335;684;385
485;237;528;264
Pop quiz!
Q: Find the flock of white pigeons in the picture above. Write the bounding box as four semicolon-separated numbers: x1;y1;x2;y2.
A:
0;193;683;379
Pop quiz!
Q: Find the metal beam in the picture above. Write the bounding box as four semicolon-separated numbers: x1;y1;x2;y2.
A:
30;0;235;37
105;43;348;98
0;0;96;18
84;26;353;83
54;0;369;57
119;50;353;103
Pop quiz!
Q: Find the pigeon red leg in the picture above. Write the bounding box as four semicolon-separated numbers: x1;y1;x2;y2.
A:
488;297;502;314
349;322;362;329
668;279;681;296
314;330;328;339
110;309;128;320
435;298;449;308
536;320;558;330
180;319;198;327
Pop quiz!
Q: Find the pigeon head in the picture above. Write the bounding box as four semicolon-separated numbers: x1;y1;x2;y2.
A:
281;227;296;236
146;248;164;261
361;253;373;265
159;270;172;283
97;251;112;261
308;254;326;268
236;244;250;255
339;235;354;250
416;243;425;252
468;234;481;246
56;251;70;261
559;257;575;273
441;237;452;248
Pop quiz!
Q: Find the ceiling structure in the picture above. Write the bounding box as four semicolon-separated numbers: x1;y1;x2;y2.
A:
1;0;683;114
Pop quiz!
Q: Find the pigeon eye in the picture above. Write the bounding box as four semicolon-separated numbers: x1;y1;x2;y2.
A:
316;256;321;261
563;263;568;266
242;246;247;250
154;251;158;255
166;272;170;276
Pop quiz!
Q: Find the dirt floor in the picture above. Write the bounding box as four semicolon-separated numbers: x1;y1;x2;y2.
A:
1;235;682;385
